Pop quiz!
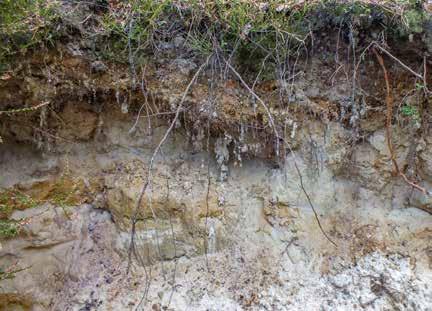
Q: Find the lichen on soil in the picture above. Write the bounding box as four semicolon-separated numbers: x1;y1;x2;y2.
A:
1;1;432;310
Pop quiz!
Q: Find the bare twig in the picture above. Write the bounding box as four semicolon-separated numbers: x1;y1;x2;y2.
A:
282;137;338;247
373;48;430;196
129;65;153;135
166;179;178;309
224;60;280;157
224;58;337;247
133;56;210;214
128;55;211;273
373;43;423;80
423;55;429;95
204;120;212;271
0;101;51;115
127;16;137;88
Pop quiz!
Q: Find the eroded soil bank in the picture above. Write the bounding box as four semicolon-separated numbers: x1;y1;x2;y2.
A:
1;1;432;310
0;51;431;310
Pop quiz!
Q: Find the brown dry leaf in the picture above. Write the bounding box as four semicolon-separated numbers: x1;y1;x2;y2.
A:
0;73;12;81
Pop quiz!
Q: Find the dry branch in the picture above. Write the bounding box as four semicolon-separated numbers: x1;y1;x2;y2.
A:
128;55;211;310
373;48;430;197
224;60;280;157
225;59;337;247
128;55;211;270
0;101;51;115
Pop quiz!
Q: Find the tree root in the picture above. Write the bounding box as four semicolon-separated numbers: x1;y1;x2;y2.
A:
373;48;430;197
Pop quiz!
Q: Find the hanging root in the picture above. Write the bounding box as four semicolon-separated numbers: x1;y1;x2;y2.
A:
225;58;337;248
283;139;338;248
373;48;430;197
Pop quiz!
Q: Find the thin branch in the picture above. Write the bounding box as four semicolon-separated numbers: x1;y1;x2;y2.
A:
373;48;430;197
224;59;337;247
224;60;280;157
373;43;423;80
129;66;153;135
423;55;429;95
204;110;212;271
0;101;51;115
287;146;338;247
128;55;211;272
166;179;178;309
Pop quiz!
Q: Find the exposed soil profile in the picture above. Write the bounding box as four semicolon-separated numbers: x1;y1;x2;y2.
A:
1;1;432;310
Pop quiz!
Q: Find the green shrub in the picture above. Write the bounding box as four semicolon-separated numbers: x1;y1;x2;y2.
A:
0;219;20;239
0;0;58;69
401;104;420;119
0;265;29;281
0;189;38;219
1;1;431;72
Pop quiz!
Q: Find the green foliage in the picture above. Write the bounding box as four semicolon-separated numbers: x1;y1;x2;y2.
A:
0;202;12;219
0;180;83;240
394;2;431;40
400;101;421;126
0;219;19;239
0;266;15;281
186;31;214;56
0;0;58;69
0;189;38;218
401;104;420;119
0;189;37;240
1;0;431;70
415;82;425;90
99;0;170;62
0;265;29;281
404;9;426;33
47;177;80;208
169;0;431;76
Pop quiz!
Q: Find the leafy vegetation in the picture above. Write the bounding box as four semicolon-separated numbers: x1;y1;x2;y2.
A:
401;104;421;124
98;0;170;61
0;0;59;70
48;177;83;209
0;265;29;281
1;0;430;70
0;189;38;218
80;0;429;83
0;189;36;239
0;180;82;239
0;219;20;239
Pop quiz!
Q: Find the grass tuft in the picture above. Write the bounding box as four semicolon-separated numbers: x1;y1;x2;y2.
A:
0;0;59;70
0;219;20;239
1;0;430;70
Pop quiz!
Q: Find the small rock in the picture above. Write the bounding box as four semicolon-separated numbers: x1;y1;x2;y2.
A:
424;0;432;13
66;42;83;56
258;2;269;11
172;59;197;76
173;36;185;48
91;61;108;73
152;303;161;311
276;4;290;13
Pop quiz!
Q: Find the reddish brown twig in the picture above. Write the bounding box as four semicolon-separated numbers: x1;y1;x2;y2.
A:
373;48;429;196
